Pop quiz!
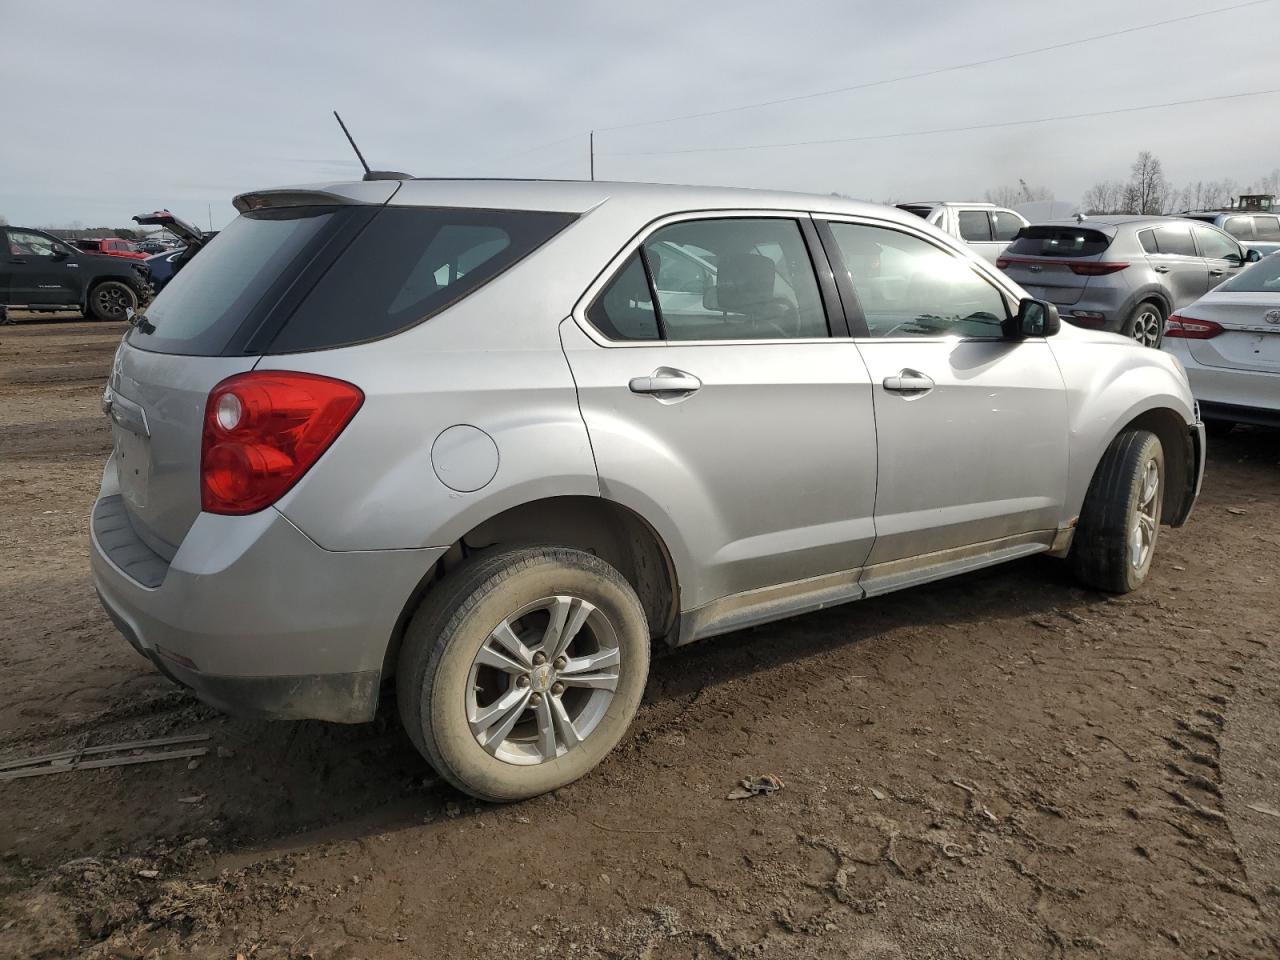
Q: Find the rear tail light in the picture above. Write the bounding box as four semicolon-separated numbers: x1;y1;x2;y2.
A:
200;371;363;515
1164;314;1224;339
1068;262;1128;276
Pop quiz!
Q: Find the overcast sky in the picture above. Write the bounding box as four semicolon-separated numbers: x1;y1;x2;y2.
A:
3;0;1278;229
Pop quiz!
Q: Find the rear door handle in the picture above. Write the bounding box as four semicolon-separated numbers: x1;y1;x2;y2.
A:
1209;268;1225;277
1152;265;1170;273
629;369;702;395
8;257;26;264
882;370;935;393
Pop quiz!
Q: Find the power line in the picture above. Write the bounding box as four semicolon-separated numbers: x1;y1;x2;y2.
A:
597;0;1271;132
600;88;1280;157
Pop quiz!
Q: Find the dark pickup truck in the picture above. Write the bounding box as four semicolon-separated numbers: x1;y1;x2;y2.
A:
1;226;153;323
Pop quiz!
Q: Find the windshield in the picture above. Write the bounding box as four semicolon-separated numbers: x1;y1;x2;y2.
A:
1218;253;1280;293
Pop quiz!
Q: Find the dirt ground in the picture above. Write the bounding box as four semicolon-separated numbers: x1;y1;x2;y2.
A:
2;313;1279;960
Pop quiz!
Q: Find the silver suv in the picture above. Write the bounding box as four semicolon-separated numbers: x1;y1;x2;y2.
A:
999;216;1263;348
92;180;1205;801
1180;210;1280;257
896;201;1028;263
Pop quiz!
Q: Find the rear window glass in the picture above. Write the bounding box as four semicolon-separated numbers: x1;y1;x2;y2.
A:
1224;216;1254;240
1006;226;1112;258
130;206;338;355
268;206;575;353
1219;254;1280;293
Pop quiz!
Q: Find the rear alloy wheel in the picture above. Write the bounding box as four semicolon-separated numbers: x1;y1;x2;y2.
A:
397;546;650;802
1071;429;1165;593
1123;301;1165;348
88;281;137;322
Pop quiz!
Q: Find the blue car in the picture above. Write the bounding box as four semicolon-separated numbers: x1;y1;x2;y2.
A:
132;210;216;291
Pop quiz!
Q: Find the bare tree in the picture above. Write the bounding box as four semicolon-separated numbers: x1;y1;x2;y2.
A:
1082;180;1125;214
985;179;1053;207
1129;151;1168;215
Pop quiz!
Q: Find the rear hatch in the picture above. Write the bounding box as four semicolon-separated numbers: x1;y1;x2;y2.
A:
997;225;1118;306
110;184;576;553
1178;257;1280;374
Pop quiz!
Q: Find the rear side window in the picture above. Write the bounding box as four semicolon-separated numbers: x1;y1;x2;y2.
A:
1152;225;1197;257
585;218;828;342
957;211;992;242
1256;216;1280;241
1006;226;1112;258
1223;216;1253;240
269;207;575;353
1138;229;1158;254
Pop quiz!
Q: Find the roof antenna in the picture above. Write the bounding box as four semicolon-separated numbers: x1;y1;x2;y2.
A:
333;110;412;182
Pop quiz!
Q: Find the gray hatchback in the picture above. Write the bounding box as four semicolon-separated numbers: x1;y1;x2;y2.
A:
999;216;1262;347
92;179;1204;801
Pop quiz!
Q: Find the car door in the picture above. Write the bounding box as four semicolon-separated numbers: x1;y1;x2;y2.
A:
1194;223;1248;292
817;216;1068;589
1141;223;1209;307
3;229;79;305
957;209;1001;263
561;213;880;612
990;208;1026;257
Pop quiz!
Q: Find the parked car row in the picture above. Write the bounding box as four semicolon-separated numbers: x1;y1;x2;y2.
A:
0;226;153;322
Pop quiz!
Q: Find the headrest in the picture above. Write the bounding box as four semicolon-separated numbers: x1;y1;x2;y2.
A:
709;253;774;312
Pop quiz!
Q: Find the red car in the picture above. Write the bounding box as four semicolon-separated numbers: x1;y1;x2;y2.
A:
72;237;148;261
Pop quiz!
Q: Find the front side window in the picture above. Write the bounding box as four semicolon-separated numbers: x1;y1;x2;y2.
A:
586;217;828;342
957;210;993;242
7;230;59;257
1194;225;1241;261
827;221;1009;339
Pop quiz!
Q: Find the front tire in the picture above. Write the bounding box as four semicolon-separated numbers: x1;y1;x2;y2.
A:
87;281;138;322
396;546;650;802
1122;301;1165;348
1071;429;1165;593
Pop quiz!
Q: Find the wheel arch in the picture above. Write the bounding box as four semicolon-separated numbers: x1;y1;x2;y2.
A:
381;495;682;682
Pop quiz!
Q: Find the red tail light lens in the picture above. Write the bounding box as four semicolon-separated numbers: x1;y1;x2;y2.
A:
1164;314;1224;339
1068;262;1128;276
201;372;363;515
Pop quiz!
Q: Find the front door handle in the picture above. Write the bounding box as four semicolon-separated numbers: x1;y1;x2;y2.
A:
629;368;702;395
1209;268;1225;277
8;257;26;264
882;370;935;393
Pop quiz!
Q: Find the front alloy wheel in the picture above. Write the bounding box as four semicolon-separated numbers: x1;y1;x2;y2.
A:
397;546;650;802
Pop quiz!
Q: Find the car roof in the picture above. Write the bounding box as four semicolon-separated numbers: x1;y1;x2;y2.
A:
897;200;996;208
234;177;919;225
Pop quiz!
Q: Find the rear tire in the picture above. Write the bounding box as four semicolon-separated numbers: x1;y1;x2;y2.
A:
87;281;138;322
1122;301;1165;348
397;546;650;802
1071;429;1165;593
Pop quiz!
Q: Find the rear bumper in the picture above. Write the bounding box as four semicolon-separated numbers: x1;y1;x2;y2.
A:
90;460;446;722
1164;339;1280;423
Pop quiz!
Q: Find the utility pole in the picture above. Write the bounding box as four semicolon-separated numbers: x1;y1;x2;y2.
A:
207;204;213;231
590;130;595;182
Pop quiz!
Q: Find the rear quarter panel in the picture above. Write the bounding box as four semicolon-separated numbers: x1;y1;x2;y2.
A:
1049;328;1196;521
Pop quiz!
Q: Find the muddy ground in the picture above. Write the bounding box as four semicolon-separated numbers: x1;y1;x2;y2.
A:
1;314;1279;960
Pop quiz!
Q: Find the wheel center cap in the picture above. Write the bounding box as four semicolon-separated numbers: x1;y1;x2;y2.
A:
530;664;554;693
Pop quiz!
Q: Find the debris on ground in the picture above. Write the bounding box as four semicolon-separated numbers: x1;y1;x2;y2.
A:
727;774;784;800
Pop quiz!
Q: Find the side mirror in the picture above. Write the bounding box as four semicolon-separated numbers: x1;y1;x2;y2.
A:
50;247;69;260
1246;248;1263;263
1013;297;1060;338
